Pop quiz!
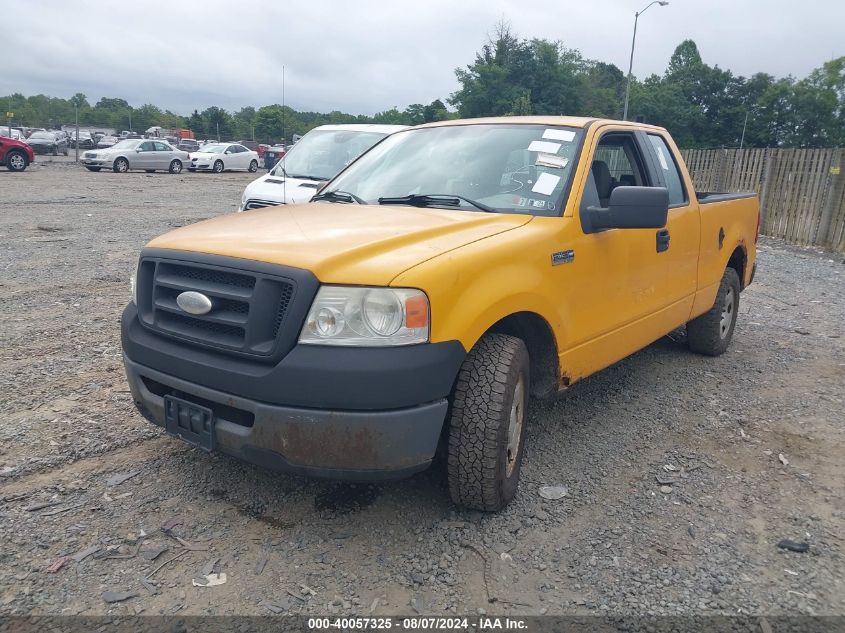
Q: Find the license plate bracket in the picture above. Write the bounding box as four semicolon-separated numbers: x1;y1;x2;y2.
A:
164;395;215;452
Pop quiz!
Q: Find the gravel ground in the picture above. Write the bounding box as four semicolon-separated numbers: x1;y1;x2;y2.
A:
0;156;843;618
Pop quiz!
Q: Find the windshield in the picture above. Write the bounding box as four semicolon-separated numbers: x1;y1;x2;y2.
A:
110;140;142;150
272;129;388;180
196;144;226;153
322;124;583;216
29;132;54;140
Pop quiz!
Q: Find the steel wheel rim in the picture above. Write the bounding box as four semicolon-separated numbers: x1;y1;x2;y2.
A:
505;375;526;477
719;286;736;339
9;154;24;170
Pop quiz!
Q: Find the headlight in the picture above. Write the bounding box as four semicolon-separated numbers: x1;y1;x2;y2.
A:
130;273;137;304
299;286;429;346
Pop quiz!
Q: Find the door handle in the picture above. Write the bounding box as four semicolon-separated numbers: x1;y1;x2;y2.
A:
656;229;670;253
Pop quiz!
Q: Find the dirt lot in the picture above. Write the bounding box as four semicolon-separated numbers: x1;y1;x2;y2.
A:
0;156;843;618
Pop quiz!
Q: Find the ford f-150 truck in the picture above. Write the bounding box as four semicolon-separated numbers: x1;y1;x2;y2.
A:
121;116;759;511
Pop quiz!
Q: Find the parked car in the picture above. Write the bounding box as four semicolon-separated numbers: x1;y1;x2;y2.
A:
70;130;95;149
0;135;35;171
239;124;405;210
0;128;25;141
25;131;68;156
177;138;199;152
81;139;189;173
122;116;759;510
97;135;119;148
188;143;259;173
262;144;286;171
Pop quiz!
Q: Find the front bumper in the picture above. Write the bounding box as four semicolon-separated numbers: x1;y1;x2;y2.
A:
121;303;465;479
189;162;212;170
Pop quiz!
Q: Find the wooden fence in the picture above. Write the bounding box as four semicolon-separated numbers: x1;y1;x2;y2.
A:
680;148;845;252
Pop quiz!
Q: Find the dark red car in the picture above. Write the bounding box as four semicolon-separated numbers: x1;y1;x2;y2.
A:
0;136;35;171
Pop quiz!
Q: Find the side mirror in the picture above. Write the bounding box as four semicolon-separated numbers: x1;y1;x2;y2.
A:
135;148;142;152
586;186;669;232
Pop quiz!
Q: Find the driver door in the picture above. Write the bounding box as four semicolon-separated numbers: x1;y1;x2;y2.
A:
134;141;156;169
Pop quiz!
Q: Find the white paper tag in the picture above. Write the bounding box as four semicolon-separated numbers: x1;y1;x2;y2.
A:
655;146;669;170
536;153;569;169
527;140;561;154
542;128;576;142
531;172;560;196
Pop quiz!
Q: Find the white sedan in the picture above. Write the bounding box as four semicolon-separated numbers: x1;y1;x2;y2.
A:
188;143;259;173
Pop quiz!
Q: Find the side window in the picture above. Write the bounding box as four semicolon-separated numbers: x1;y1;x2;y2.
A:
153;141;169;151
585;133;650;208
140;141;155;152
228;145;240;153
647;134;687;206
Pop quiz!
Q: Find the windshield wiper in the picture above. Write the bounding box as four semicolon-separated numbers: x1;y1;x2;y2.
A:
311;190;366;204
288;173;330;181
377;194;496;213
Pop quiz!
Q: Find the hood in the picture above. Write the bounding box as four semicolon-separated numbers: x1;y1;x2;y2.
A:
243;174;323;205
146;202;533;285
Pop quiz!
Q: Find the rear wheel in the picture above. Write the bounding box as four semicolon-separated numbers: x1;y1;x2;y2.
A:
248;159;258;172
169;159;183;174
687;267;741;356
447;333;530;511
113;157;129;173
5;150;28;171
212;160;224;173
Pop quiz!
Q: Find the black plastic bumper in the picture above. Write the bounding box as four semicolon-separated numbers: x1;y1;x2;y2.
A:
121;303;466;478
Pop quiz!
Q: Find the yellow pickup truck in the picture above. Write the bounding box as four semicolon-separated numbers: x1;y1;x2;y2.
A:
121;116;759;510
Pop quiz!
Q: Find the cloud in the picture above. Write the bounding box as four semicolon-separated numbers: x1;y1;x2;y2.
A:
4;0;842;115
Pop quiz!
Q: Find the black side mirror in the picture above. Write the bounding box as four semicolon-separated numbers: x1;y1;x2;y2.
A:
586;186;669;232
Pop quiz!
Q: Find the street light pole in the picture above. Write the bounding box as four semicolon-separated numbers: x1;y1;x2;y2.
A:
74;103;79;163
622;0;668;121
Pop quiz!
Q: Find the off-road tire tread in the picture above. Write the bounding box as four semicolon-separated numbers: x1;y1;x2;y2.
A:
447;333;528;511
687;267;741;356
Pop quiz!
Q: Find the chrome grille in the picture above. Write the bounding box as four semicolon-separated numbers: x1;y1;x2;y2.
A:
244;199;284;210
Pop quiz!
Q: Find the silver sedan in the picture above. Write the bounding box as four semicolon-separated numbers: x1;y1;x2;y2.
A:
81;139;190;174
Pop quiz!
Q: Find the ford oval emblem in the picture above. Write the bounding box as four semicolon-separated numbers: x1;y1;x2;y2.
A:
176;291;213;315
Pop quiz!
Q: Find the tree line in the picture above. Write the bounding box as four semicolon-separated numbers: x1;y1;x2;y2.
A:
2;24;843;148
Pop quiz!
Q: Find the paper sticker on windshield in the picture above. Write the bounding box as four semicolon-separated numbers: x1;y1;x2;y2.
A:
655;146;670;171
531;172;560;196
536;153;569;169
542;129;576;142
527;140;561;154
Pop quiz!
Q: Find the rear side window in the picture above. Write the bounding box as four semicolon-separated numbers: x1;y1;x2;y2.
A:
647;134;686;206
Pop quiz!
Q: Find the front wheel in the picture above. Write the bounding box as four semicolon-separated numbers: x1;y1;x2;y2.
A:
169;159;183;174
248;159;258;172
5;150;28;171
113;157;129;173
447;333;530;511
687;267;741;356
212;160;224;173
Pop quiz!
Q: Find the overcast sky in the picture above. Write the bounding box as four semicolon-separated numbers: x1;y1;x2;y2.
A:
5;0;843;116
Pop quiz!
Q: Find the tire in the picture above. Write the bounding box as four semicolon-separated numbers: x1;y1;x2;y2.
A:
169;159;183;174
63;148;68;156
113;157;129;173
687;267;741;356
85;167;101;172
248;159;258;172
52;146;58;156
447;333;530;511
5;150;28;172
212;160;224;173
